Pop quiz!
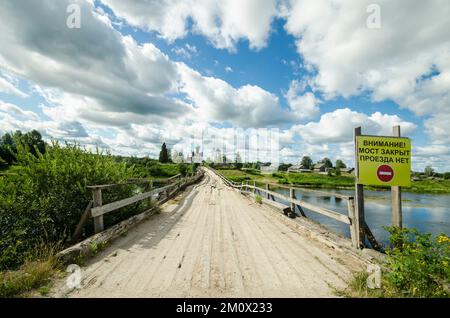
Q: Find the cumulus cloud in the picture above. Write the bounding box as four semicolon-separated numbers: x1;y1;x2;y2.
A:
177;63;292;127
172;44;198;60
285;80;320;119
0;0;187;121
424;113;450;145
0;75;28;98
292;108;416;143
100;0;278;51
283;0;450;118
0;101;39;120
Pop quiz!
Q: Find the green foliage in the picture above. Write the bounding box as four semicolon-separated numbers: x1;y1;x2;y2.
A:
300;156;313;169
335;167;341;176
383;227;449;297
335;159;346;169
192;163;200;174
443;172;450;180
178;163;188;176
159;142;169;163
255;195;262;204
321;157;333;168
88;241;108;255
278;163;292;171
342;228;449;298
0;141;137;270
424;165;434;177
0;130;46;167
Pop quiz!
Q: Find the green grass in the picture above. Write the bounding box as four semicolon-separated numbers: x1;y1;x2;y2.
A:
408;179;450;194
0;259;56;297
337;271;385;298
0;244;61;298
217;169;450;194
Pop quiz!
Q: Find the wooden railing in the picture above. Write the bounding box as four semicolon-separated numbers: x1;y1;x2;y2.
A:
72;171;204;241
209;167;380;250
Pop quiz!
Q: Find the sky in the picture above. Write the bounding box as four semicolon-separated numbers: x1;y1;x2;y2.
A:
0;0;449;171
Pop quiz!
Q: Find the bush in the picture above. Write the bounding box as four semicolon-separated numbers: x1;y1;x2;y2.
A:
193;163;200;174
383;227;449;297
255;195;262;204
444;172;450;180
0;141;137;270
343;228;449;298
178;163;188;176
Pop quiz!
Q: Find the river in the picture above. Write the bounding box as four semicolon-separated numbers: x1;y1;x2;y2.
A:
269;187;450;246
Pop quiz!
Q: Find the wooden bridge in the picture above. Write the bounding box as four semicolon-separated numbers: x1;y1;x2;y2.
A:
54;167;380;298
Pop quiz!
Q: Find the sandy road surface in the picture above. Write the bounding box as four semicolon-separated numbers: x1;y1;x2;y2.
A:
59;169;364;298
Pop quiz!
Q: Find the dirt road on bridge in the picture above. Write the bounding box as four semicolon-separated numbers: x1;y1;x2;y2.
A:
55;169;366;297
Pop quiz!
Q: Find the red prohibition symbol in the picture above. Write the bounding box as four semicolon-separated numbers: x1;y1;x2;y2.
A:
377;164;394;182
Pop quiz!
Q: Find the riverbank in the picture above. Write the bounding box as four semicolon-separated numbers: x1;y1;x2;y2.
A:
216;169;450;194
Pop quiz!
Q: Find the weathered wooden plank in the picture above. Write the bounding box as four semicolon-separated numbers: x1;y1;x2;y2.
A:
290;188;295;213
87;174;182;190
364;221;382;251
244;185;350;224
93;188;104;233
72;200;93;242
347;197;358;249
91;182;180;217
266;183;353;200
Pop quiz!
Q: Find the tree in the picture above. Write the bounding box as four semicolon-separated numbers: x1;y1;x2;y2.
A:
193;163;200;173
235;152;243;170
300;156;313;169
0;130;46;166
21;130;45;157
178;163;188;176
159;142;169;163
335;159;346;169
0;132;16;166
424;166;434;177
322;157;333;168
278;163;292;171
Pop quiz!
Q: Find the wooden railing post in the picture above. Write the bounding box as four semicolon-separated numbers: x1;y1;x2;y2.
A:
354;127;365;249
347;197;359;249
92;188;104;233
253;180;256;194
392;125;402;229
265;184;269;199
289;188;295;213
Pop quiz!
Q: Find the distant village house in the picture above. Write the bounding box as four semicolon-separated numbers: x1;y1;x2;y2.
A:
287;164;311;173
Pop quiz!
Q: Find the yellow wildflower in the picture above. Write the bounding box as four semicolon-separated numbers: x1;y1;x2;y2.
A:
437;235;450;244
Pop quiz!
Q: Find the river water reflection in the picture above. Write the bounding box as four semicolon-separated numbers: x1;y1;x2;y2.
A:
270;187;450;246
